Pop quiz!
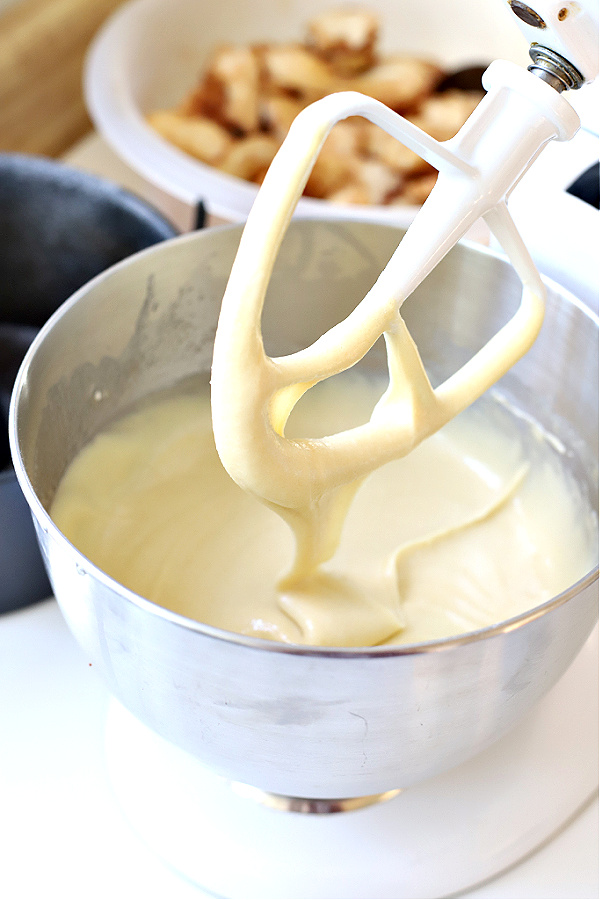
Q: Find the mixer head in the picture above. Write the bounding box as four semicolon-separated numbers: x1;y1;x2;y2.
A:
507;0;598;90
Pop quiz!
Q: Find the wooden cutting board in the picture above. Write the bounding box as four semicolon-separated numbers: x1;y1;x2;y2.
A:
0;0;126;157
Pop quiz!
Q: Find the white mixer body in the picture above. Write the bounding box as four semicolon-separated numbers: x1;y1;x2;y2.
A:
505;0;599;84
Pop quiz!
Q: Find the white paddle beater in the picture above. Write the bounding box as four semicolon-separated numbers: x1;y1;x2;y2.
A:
211;1;598;576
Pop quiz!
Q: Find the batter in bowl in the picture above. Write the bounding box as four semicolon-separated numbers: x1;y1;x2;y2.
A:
51;371;597;647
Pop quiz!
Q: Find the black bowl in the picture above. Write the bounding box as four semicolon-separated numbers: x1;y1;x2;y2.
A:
0;153;177;325
1;153;178;614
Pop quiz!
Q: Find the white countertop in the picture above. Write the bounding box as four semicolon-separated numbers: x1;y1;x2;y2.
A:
0;597;597;899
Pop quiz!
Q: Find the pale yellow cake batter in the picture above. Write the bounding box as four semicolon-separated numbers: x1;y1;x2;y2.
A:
51;372;596;646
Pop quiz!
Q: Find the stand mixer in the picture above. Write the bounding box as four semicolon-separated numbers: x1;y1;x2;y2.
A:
9;2;599;898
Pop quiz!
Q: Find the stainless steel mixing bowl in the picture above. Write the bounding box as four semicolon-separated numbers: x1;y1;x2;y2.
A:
9;221;598;800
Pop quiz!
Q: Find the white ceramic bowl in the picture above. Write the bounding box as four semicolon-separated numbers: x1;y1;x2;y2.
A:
84;0;529;223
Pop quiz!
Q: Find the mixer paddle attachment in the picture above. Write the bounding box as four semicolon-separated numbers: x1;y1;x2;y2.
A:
211;59;580;638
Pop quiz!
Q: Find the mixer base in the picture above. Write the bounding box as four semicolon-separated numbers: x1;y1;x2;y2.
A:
105;626;598;900
229;782;402;813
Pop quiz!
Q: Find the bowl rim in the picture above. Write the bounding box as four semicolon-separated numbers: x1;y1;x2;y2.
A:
9;222;599;659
